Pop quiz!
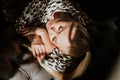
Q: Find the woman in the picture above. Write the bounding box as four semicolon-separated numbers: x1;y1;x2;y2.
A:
15;0;93;79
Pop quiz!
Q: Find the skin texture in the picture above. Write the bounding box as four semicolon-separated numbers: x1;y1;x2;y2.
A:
46;20;77;55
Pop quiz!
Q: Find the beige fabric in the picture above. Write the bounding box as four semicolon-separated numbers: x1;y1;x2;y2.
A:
10;61;52;80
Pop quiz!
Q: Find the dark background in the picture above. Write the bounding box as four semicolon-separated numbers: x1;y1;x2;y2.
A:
0;0;120;80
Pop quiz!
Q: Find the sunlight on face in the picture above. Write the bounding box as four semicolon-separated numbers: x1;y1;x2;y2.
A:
46;20;77;54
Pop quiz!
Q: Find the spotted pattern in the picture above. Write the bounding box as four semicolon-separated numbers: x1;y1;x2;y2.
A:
15;0;92;33
41;47;86;73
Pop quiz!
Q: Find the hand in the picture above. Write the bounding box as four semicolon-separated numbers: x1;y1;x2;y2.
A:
35;28;56;54
20;27;47;37
19;26;36;36
31;35;46;61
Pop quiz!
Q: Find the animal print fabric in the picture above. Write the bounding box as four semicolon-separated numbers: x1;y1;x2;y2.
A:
41;47;86;73
15;0;92;33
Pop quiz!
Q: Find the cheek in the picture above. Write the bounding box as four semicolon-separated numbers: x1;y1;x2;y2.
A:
57;37;71;52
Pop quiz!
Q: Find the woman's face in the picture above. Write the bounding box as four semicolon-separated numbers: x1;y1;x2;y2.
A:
46;20;77;54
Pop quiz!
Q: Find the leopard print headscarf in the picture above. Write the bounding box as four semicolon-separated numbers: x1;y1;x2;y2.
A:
15;0;93;32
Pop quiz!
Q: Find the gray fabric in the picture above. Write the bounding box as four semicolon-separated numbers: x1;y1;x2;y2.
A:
9;61;52;80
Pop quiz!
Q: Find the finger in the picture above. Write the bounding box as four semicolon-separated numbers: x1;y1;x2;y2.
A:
35;47;44;60
32;47;37;58
23;32;34;36
32;46;39;58
41;55;45;60
40;45;47;55
19;27;34;34
37;45;46;57
19;27;30;32
20;30;32;35
32;45;41;57
38;46;46;60
35;46;41;56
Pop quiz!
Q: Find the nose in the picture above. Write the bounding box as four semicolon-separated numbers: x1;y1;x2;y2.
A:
47;27;58;38
50;27;58;33
46;21;53;30
46;21;57;33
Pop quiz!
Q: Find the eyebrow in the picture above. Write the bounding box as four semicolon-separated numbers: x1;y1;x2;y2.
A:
57;25;63;33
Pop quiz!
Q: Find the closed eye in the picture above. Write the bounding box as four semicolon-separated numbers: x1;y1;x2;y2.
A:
58;26;64;33
52;37;57;43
